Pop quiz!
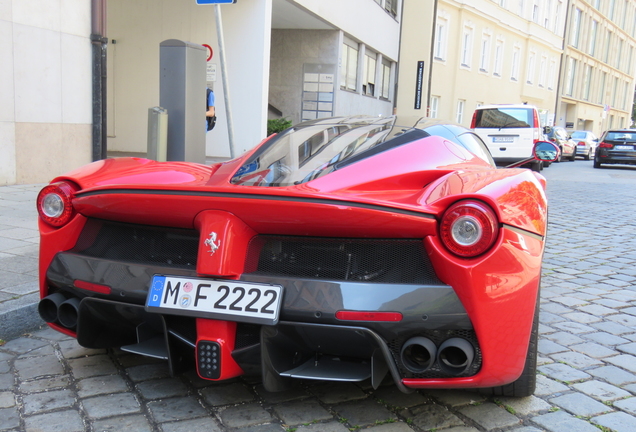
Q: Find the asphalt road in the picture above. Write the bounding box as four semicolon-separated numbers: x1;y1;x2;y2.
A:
2;158;636;432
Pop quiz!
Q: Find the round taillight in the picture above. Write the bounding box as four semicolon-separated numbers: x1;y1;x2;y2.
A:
439;200;498;258
37;182;78;227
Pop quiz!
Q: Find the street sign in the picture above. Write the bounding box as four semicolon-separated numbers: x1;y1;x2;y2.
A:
196;0;236;4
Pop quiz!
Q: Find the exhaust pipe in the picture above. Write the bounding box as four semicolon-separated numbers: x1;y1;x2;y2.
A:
38;293;67;324
58;297;81;329
437;337;475;376
400;337;437;373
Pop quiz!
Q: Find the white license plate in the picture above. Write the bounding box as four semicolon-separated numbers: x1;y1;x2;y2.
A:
615;145;633;150
146;275;282;325
493;136;514;143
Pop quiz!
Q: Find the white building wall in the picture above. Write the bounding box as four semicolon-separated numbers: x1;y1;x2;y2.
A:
0;0;92;185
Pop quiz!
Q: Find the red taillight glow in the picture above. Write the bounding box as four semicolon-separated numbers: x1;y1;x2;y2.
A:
439;200;499;258
577;142;586;146
470;111;477;129
37;182;78;227
74;280;112;295
335;311;403;322
533;109;540;128
599;141;613;148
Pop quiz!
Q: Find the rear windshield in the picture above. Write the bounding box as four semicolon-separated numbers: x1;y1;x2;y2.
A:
570;131;587;139
473;108;533;128
605;131;636;141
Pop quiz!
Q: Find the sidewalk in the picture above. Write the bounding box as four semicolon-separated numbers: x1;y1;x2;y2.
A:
0;184;45;341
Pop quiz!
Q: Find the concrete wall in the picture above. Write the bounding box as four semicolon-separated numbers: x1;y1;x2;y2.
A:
0;0;92;185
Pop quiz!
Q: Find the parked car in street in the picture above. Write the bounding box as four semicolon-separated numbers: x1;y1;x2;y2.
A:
36;116;557;397
570;130;598;160
544;126;576;162
594;129;636;168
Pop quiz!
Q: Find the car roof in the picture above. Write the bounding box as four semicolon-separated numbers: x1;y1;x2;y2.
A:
474;104;539;110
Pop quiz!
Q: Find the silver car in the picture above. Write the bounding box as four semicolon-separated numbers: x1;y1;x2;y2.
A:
571;130;598;160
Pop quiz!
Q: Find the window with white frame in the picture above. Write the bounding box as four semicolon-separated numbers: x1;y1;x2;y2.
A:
604;30;612;63
622;0;628;29
612;76;619;106
363;50;377;96
526;51;536;84
461;25;474;68
589;20;598;56
598;71;606;104
518;0;525;16
593;0;600;9
609;0;616;21
548;58;556;90
616;38;623;70
480;33;491;72
532;0;539;23
494;38;504;76
379;58;391;100
554;2;561;33
570;8;581;48
565;57;577;96
340;39;358;91
582;64;592;100
434;17;448;61
544;0;552;28
623;80;630;109
500;0;506;7
430;96;439;118
456;99;465;124
511;46;520;81
628;45;634;74
538;56;547;87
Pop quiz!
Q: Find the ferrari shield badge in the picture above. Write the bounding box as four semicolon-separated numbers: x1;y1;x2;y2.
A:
204;232;221;255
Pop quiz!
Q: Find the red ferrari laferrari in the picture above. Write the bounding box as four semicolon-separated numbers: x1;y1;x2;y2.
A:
36;116;557;397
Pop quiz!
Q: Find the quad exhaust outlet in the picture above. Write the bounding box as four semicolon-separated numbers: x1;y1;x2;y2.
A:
38;293;81;330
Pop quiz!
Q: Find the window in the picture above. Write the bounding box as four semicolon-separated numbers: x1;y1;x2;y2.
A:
363;51;377;96
480;34;491;72
609;0;616;20
511;46;520;81
583;64;591;100
589;20;598;56
456;99;465;124
539;56;547;87
628;46;634;74
612;77;619;106
532;0;539;23
544;0;552;28
526;51;536;84
565;57;577;96
518;0;525;16
461;26;474;68
623;80;630;109
494;39;504;76
554;2;561;33
548;59;556;90
598;71;607;104
379;58;391;100
616;39;623;70
623;1;628;29
604;30;612;63
384;0;398;18
340;40;358;91
430;96;439;118
593;0;600;9
434;17;448;60
570;8;581;48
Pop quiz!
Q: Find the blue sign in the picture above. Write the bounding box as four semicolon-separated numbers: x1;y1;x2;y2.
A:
196;0;236;4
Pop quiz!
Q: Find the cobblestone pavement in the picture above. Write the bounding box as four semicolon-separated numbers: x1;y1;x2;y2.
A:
2;161;636;432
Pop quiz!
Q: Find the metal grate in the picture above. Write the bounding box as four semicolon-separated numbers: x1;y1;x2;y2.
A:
73;219;199;268
245;236;443;284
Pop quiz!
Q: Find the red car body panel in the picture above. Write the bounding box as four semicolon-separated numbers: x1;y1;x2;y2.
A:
37;118;550;393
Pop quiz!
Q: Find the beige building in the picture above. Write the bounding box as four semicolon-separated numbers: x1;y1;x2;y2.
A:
397;0;636;135
559;0;636;134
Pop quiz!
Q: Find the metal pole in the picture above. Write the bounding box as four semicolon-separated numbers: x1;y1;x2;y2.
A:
214;4;236;159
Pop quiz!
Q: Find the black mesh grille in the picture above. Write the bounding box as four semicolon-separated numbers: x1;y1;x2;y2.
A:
246;236;443;284
73;219;198;268
387;330;482;378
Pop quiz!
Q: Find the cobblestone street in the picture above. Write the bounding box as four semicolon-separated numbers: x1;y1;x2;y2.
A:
2;160;636;432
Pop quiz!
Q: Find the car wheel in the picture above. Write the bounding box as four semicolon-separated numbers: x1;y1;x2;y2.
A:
584;148;591;161
530;161;542;172
556;147;562;162
593;157;601;168
478;294;539;398
568;150;576;162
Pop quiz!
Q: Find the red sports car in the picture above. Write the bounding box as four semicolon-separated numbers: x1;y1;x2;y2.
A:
36;116;557;397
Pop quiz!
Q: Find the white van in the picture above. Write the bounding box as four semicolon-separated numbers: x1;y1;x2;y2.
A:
470;104;545;170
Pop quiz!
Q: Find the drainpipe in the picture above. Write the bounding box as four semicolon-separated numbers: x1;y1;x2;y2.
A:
554;0;572;128
91;0;108;161
427;0;439;117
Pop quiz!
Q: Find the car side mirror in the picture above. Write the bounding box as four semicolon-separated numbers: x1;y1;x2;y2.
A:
543;126;552;134
533;141;559;162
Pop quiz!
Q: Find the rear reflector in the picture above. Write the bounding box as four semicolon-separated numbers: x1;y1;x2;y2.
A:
74;280;112;295
335;311;402;322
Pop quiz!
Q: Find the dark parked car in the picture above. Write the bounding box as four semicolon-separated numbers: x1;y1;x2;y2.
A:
594;129;636;168
545;126;576;161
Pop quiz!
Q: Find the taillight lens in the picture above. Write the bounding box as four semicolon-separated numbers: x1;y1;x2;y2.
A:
470;111;478;129
577;142;586;146
440;200;498;258
598;141;613;148
37;182;78;227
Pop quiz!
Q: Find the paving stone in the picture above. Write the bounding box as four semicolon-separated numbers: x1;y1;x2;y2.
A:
531;409;600;432
17;344;55;358
572;380;631;402
538;339;568;355
254;384;309;404
589;366;636;386
0;391;14;408
19;374;70;393
400;403;464;431
424;389;484;407
539;311;566;325
23;388;75;415
126;362;171;382
509;427;544;432
23;409;84;432
552;321;595;334
0;406;20;429
541;302;573;314
77;374;129;398
592;320;635;336
158;416;224;432
0;337;48;354
552;296;588;307
83;393;141;419
562;312;602;324
458;402;520;430
496;395;551;416
272;399;332;426
373;385;428;408
549;392;612;417
219;402;274;428
294;421;350;432
570;342;617;358
309;382;367;404
607;313;636;327
199;382;255;406
14;354;64;380
550;351;603;368
147;396;209;423
332;399;397;428
618;342;636;356
0;373;13;392
534;374;570;396
538;362;591;383
583;332;630;346
543;331;584;346
595;298;630;309
577;304;617;316
91;414;155;432
605;354;636;373
136;377;189;400
591;411;636;432
69;354;118;379
58;338;106;359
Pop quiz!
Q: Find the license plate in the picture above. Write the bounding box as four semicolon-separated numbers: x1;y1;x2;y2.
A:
615;145;633;150
146;275;282;325
492;136;514;143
